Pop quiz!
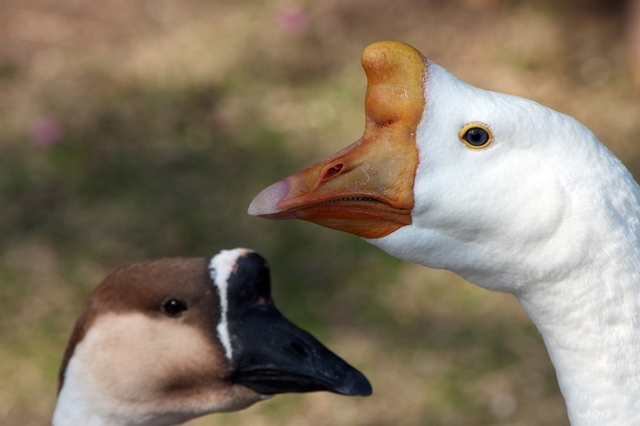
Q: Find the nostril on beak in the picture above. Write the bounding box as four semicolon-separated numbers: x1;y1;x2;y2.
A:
322;164;343;181
290;342;308;357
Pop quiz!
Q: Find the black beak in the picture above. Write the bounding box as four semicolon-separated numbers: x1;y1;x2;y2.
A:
222;252;372;397
231;305;372;396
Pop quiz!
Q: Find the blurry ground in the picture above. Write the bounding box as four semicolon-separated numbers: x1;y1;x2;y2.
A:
1;0;639;425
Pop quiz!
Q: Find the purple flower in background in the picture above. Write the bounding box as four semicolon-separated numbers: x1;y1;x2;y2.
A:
276;5;309;34
31;117;63;147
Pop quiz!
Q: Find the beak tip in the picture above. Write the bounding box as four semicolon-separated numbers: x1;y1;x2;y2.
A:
338;371;373;397
248;180;290;216
342;385;373;397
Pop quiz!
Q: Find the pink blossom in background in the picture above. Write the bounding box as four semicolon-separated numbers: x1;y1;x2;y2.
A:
276;5;309;34
31;117;63;147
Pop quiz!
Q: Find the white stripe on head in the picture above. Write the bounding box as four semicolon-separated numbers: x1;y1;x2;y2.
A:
208;248;251;360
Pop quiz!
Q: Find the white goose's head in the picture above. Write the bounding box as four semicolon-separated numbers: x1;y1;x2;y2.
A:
53;249;371;426
249;41;640;294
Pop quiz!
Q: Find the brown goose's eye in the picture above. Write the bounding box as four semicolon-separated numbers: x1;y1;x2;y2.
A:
162;299;188;317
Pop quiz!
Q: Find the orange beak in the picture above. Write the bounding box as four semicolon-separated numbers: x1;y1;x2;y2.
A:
248;41;426;239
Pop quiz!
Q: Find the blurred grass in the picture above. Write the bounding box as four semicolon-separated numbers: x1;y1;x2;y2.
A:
1;0;639;425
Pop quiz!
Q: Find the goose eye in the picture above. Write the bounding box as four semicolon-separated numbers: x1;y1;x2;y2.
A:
162;298;188;317
459;123;492;149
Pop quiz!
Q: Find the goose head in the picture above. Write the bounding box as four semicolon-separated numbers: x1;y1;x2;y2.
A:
53;248;371;426
248;41;640;294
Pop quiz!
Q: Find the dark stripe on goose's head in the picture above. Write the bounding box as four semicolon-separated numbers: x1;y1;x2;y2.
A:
209;249;372;397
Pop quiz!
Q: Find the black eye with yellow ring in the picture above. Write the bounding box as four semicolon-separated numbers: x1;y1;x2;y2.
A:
459;123;492;149
162;298;188;317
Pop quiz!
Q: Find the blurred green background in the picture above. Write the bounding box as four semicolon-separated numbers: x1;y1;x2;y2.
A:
1;0;640;425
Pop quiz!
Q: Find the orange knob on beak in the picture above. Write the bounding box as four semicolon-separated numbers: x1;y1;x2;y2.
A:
249;41;426;239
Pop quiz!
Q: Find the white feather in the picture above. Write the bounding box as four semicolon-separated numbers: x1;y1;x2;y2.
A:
208;248;251;360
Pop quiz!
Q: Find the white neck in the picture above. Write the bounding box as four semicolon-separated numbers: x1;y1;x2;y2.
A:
375;214;640;425
513;166;640;425
53;357;188;426
517;248;640;426
53;369;106;426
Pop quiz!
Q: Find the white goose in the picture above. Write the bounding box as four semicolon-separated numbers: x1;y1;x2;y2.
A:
53;248;371;426
249;41;640;425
